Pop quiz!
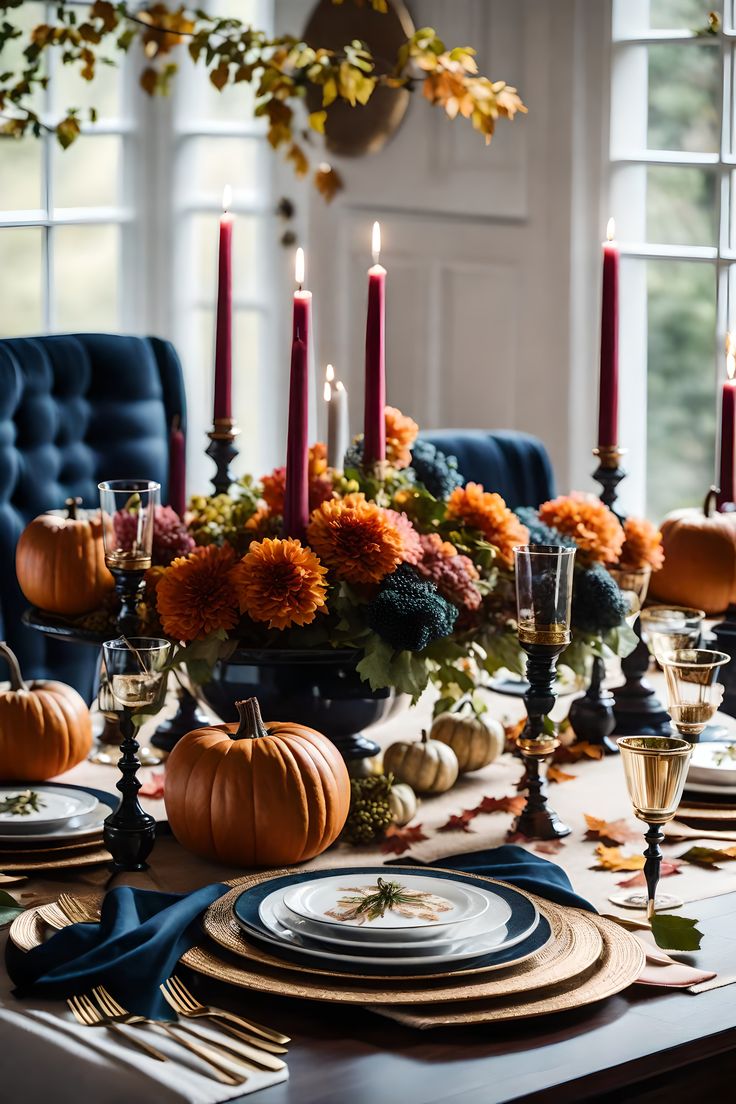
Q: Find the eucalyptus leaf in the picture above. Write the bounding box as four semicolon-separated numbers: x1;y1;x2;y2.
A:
650;913;703;952
0;888;22;928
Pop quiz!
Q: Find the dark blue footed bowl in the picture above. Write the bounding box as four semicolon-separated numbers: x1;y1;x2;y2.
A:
198;648;408;762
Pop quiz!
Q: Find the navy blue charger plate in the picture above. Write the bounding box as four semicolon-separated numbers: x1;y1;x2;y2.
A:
232;866;551;978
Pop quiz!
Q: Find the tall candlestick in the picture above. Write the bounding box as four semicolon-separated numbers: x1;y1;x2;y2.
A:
168;416;186;517
718;333;736;510
213;185;233;422
364;220;386;465
284;248;311;541
325;365;350;469
597;217;619;449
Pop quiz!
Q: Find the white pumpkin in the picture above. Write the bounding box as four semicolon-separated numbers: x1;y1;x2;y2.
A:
383;731;459;795
388;782;417;826
430;712;505;773
347;751;384;779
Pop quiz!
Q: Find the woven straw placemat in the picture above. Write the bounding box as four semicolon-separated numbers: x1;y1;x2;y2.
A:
0;846;109;875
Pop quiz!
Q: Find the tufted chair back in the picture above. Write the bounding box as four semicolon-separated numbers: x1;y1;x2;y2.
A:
419;429;555;510
0;334;186;700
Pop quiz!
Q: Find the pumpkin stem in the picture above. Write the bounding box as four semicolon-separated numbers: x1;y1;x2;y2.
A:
0;641;28;692
65;496;82;520
420;729;429;744
233;698;269;740
704;486;719;519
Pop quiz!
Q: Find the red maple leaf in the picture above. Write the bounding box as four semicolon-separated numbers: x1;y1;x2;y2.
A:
474;794;526;817
616;859;682;887
554;742;604;764
380;824;429;856
139;770;165;799
584;813;640;846
438;809;477;833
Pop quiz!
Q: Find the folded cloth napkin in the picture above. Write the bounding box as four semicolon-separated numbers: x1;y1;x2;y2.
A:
390;844;595;911
6;882;226;1018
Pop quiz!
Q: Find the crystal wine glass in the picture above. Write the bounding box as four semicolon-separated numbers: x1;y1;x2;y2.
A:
613;735;693;917
639;606;705;662
98;480;160;634
608;565;652;627
660;649;730;743
101;636;171;870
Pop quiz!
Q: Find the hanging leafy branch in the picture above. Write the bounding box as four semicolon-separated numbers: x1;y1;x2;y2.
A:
0;0;526;198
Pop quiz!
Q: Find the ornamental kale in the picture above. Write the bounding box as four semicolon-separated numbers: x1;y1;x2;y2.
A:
366;565;458;652
408;439;464;499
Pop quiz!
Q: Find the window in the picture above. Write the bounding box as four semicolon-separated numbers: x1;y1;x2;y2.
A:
610;0;734;520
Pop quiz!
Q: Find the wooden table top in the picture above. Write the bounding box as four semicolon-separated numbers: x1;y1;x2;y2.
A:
204;890;736;1104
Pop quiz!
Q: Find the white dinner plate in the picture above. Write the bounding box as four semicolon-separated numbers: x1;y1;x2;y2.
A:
0;797;112;844
687;742;736;788
0;785;98;834
281;873;490;943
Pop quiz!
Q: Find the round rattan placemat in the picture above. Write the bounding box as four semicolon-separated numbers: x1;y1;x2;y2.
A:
0;846;109;874
0;835;103;856
201;881;599;994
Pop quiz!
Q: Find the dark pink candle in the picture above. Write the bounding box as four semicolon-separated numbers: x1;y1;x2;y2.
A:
213;186;233;421
597;219;619;449
364;221;386;465
168;417;186;517
717;337;736;509
283;248;311;540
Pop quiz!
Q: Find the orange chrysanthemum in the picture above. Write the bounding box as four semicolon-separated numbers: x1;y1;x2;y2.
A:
261;444;334;516
384;508;423;564
446;482;529;566
385;406;419;469
156;544;240;642
231;537;328;631
538;492;624;565
619;516;664;572
307;492;404;585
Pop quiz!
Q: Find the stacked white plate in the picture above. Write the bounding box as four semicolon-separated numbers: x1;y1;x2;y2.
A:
685;741;736;796
232;868;546;974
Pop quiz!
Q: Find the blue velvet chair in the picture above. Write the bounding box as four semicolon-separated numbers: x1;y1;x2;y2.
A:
0;334;186;701
420;429;555;510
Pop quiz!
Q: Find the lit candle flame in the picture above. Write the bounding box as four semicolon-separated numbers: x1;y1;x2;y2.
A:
295;247;305;288
336;379;345;393
325;363;335;383
372;221;381;265
324;380;332;402
727;332;736;381
606;217;615;242
222;184;232;213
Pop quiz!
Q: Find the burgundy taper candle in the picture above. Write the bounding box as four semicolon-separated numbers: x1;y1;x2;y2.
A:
597;218;619;449
213;185;233;421
364;221;386;464
717;334;736;509
168;417;186;517
283;248;311;540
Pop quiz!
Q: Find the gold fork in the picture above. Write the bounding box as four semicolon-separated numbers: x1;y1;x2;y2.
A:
95;986;285;1073
89;987;247;1086
160;974;290;1045
67;994;168;1062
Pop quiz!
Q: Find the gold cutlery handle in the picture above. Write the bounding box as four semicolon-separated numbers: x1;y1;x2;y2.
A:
209;1009;290;1045
213;1021;288;1055
178;1023;285;1070
158;1024;246;1085
107;1022;167;1063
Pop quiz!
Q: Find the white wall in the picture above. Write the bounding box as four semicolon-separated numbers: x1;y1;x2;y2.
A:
273;0;612;497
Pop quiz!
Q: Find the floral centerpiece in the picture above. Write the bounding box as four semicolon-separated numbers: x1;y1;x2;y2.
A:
132;409;663;717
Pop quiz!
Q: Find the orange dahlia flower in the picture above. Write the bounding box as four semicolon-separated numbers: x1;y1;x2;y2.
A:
385;406;419;469
261;443;334;516
384;508;423;564
156;544;240;642
446;483;529;566
231;537;328;631
619;516;664;572
307;493;404;585
538;492;624;564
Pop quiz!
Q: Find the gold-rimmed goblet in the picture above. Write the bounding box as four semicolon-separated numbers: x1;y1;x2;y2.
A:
613;736;692;917
99;479;159;635
609;564;671;738
639;606;705;661
513;543;576;840
101;636;171;871
660;649;730;743
608;565;652;626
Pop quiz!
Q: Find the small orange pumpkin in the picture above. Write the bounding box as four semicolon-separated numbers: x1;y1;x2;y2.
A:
164;697;350;867
649;489;736;615
0;641;93;781
16;497;114;617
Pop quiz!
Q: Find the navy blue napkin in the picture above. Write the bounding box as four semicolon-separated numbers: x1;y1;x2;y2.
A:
389;844;595;912
6;882;226;1019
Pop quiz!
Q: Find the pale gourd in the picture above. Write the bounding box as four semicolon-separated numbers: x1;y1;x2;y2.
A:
430;712;505;773
383;731;458;795
388;782;417;826
347;751;384;779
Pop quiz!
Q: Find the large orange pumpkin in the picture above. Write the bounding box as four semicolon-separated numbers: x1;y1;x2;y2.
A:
649;490;736;615
0;641;93;781
16;497;114;617
164;697;351;867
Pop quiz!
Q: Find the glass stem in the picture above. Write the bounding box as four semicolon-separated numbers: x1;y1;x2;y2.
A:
644;822;664;921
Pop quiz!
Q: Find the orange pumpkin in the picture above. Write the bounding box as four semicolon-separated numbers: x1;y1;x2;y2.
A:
16;497;114;617
649;489;736;615
164;697;350;867
0;641;93;781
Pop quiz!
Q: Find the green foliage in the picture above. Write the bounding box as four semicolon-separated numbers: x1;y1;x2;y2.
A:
0;889;23;928
650;912;703;952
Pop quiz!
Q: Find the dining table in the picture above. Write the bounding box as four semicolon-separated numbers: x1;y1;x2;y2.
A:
3;669;736;1104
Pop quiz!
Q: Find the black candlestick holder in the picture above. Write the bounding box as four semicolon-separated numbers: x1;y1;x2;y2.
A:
103;706;156;871
206;416;240;496
109;566;146;636
643;822;664;922
515;643;572;841
612;625;672;737
568;654;618;753
151;682;210;753
592;445;627;520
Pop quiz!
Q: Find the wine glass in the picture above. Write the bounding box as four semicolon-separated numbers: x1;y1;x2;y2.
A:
613;735;693;917
639;606;705;662
98;480;159;634
660;649;730;743
101;636;171;870
607;565;652;627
